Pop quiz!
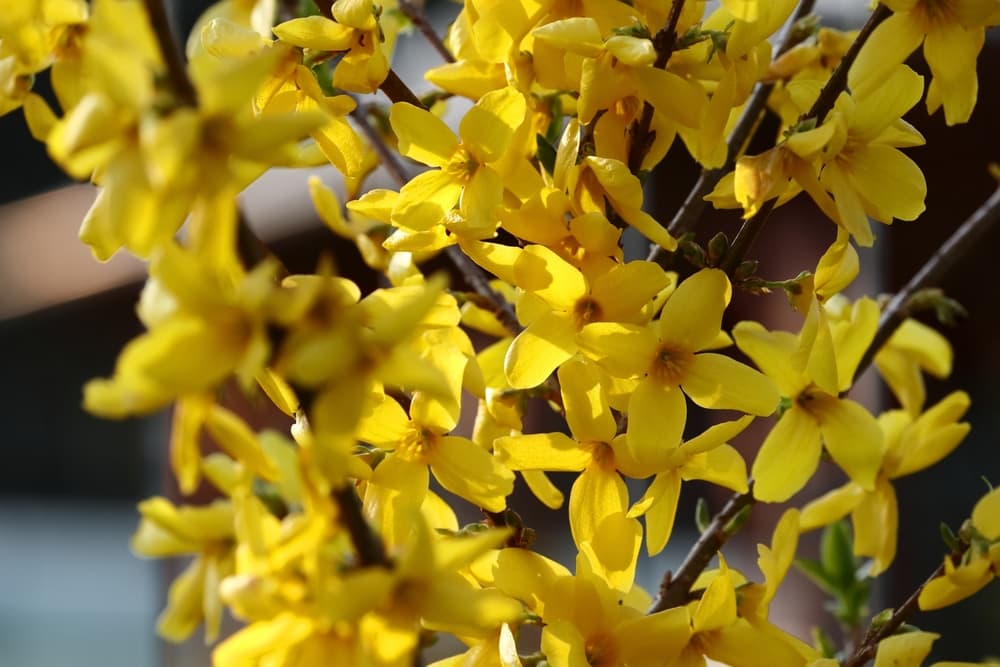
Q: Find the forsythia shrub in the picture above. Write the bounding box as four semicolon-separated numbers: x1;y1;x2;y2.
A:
4;0;1000;665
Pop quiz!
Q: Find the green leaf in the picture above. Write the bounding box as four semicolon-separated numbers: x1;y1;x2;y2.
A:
695;497;711;533
723;505;752;536
820;520;857;590
794;558;840;596
940;521;958;550
811;626;837;659
536;134;557;176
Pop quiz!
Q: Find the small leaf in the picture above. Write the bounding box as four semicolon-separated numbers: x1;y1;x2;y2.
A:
870;608;893;630
795;558;840;596
820;520;856;591
811;626;837;659
695;497;711;533
940;521;958;550
723;504;751;536
536;134;557;176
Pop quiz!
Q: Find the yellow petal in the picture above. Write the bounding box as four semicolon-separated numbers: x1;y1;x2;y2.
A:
658;269;731;352
632;470;681;556
273;16;355;50
389;102;459;168
430;436;514;512
733;321;807;396
205;405;281;482
504;310;578;389
971;487;1000;540
627;381;686;472
845;144;926;223
569;467;628;548
681;445;749;494
752;407;822;502
514;244;588;311
495;432;590;471
559;356;617;443
459;87;526;164
923;22;983;125
693;556;737;632
577;322;659;379
814;398;885;491
873;632;939;667
799;483;865;531
522;469;565;509
617;607;692;666
849;13;924;100
683;353;779;415
853;476;898;575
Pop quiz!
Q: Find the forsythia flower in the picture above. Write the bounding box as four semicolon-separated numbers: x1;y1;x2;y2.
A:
799;391;971;575
734;297;884;502
850;0;1000;125
579;269;778;469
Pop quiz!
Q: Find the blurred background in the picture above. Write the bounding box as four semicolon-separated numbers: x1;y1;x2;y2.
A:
0;1;997;665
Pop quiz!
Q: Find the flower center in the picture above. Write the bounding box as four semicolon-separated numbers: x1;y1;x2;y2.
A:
396;424;438;463
649;344;693;386
573;296;604;329
584;440;615;470
585;632;618;667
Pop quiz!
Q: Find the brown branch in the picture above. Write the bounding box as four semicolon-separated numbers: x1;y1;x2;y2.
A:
851;187;1000;386
652;0;818;249
841;540;970;667
647;486;756;613
142;0;198;106
626;0;686;174
351;102;411;185
380;68;425;108
804;3;890;125
399;0;455;64
332;483;391;567
719;2;890;274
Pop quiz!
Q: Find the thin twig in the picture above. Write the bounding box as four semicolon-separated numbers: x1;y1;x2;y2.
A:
350;102;411;185
720;2;891;274
804;3;890;125
851;187;1000;385
142;0;198;106
652;0;817;249
332;484;391;567
841;540;970;667
647;486;756;613
399;0;455;64
627;0;686;174
380;68;425;107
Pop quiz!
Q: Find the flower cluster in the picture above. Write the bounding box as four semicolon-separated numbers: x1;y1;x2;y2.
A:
4;0;1000;665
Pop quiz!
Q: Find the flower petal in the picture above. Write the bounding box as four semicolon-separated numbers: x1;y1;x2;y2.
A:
504;310;578;389
627;381;686;473
683;352;779;416
752;408;822;502
657;269;731;352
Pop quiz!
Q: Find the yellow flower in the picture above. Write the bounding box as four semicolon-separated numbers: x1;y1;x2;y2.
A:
358;385;514;547
272;0;390;93
733;298;885;502
919;486;1000;610
0;0;88;115
579;269;778;471
850;0;1000;125
627;416;752;555
492;548;692;667
875;319;953;415
501;244;672;388
131;496;237;643
495;358;638;571
388;86;529;242
800;391;971;575
872;631;939;667
807;66;928;247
